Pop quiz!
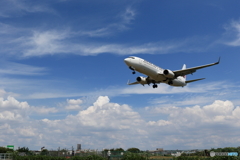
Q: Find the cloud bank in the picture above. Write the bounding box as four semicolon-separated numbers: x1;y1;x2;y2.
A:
1;95;240;150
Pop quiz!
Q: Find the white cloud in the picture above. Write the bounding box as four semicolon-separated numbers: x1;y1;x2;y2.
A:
33;107;58;114
145;100;240;148
0;17;211;58
4;80;228;101
23;30;71;57
19;127;36;137
223;19;240;46
74;96;142;129
0;111;23;120
0;96;30;110
23;30;174;57
147;120;172;126
203;100;234;117
65;98;83;110
1;95;240;150
0;0;55;17
148;100;240;127
0;96;58;118
79;7;136;37
0;61;47;76
120;81;223;95
0;90;8;97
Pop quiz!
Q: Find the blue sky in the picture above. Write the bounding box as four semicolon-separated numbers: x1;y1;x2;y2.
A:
1;0;240;151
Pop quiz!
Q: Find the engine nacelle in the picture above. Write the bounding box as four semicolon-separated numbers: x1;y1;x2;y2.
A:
163;69;175;78
168;79;186;87
136;76;148;85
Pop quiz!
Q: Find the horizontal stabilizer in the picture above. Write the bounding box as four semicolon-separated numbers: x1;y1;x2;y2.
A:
127;80;139;85
186;78;205;83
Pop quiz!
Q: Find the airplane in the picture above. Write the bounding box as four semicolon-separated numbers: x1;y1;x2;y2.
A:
124;56;220;88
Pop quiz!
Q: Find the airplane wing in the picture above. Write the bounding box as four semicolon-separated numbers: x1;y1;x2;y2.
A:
127;80;139;85
173;57;220;77
186;78;205;83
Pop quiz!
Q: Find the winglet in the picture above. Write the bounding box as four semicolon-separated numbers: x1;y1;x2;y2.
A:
216;57;221;64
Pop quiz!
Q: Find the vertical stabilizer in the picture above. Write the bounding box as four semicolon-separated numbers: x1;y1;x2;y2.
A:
182;64;186;80
182;64;186;70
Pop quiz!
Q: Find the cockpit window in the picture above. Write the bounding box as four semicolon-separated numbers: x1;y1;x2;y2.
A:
129;56;135;59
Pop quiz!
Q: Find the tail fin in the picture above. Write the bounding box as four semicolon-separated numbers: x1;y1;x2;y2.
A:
182;64;186;70
182;64;186;80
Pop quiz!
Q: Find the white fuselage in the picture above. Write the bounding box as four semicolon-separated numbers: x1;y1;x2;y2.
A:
124;56;186;87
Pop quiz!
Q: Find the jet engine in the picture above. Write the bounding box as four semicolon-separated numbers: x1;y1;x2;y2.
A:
163;69;175;78
167;79;186;87
136;76;148;85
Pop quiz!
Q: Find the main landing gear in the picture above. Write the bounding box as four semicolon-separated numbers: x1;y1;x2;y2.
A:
153;84;158;88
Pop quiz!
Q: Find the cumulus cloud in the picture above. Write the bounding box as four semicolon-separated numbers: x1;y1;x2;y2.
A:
0;96;30;110
149;100;237;124
65;98;83;110
0;96;58;118
1;95;240;150
75;96;142;128
145;100;240;148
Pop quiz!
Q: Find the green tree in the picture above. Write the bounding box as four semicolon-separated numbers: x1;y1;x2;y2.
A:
17;147;29;153
127;148;140;153
180;153;187;156
40;149;49;155
115;148;124;152
121;152;147;160
0;147;13;153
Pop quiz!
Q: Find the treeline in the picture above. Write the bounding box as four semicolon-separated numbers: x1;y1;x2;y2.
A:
210;147;240;153
0;146;13;153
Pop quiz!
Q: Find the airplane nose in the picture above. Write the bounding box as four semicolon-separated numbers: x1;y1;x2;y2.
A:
124;58;128;62
124;58;130;65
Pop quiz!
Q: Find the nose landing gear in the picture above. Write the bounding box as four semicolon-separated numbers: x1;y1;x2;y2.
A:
129;66;136;74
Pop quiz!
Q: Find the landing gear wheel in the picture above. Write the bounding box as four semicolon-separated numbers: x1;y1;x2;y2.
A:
132;71;136;74
153;84;158;88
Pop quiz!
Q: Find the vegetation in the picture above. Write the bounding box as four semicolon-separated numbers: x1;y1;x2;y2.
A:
0;147;13;153
126;148;140;153
210;147;240;153
41;149;49;155
2;146;240;160
71;155;106;160
121;152;149;160
114;148;125;152
16;147;30;153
